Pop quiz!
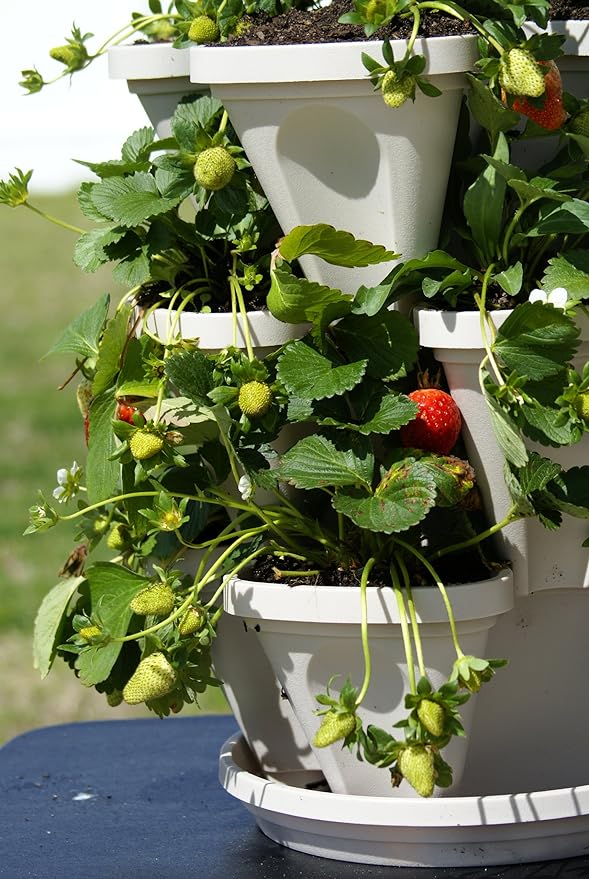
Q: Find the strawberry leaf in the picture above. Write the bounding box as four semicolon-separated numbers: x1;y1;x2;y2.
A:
33;576;84;678
277;224;398;267
333;463;436;533
493;302;579;380
89;172;182;227
332;310;418;380
43;292;109;360
277;340;366;401
278;435;374;490
76;563;150;686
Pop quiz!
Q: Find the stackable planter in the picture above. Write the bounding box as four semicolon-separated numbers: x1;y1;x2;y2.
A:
220;732;589;867
225;570;514;797
416;306;589;595
108;44;208;138
510;21;589;169
190;36;479;293
144;306;318;775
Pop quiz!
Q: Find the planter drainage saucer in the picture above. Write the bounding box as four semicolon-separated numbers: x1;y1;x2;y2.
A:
220;733;589;868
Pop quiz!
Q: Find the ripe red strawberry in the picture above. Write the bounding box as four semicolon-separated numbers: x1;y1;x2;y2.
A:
510;61;567;131
400;389;461;455
117;402;145;426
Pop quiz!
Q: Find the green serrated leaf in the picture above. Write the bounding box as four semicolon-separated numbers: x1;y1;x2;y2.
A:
165;348;214;406
74;228;126;273
171;95;224;152
466;74;520;140
547;466;589;518
121;126;156;163
278;435;374;490
92;303;132;396
277;224;398;267
86;390;119;503
75;563;150;686
542;251;589;298
494;261;523;296
44;293;110;360
33;576;84;678
484;387;528;468
333;462;436;533
277;340;367;401
267;268;350;333
493;302;579;380
90;172;181;227
332;310;418;380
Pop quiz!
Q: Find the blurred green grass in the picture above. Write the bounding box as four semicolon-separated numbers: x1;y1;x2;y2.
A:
0;192;228;743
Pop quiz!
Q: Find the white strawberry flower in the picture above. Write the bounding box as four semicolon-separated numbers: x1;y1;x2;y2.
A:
528;286;568;309
52;461;84;503
238;474;253;501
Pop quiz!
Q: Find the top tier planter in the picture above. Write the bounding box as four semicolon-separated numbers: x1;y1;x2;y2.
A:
190;36;479;293
108;44;208;139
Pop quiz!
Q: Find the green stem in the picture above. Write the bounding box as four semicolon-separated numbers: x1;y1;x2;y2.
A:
24;202;85;234
416;1;504;53
393;537;464;660
396;553;426;681
430;509;519;560
405;6;421;57
355;558;376;707
390;559;417;695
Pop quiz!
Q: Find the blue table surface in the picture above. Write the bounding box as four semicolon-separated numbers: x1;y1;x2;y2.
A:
1;715;588;879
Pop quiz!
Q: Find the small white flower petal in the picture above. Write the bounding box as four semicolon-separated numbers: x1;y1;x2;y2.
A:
238;475;253;501
56;468;68;485
528;289;547;304
52;486;66;502
548;287;568;308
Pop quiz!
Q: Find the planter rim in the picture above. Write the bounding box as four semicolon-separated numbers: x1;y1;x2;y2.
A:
220;733;589;827
226;570;513;624
415;305;589;350
142;307;308;347
108;43;190;80
190;34;479;84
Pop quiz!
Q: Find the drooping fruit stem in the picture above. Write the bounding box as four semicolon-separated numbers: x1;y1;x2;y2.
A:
355;557;376;707
390;559;417;695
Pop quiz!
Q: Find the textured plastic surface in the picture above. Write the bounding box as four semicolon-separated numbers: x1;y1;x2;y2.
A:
226;573;514;797
190;36;479;293
220;732;589;868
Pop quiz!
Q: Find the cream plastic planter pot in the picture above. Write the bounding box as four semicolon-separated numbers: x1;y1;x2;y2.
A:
225;571;514;798
190;36;479;293
143;306;318;775
416;306;589;595
220;733;589;867
108;44;208;139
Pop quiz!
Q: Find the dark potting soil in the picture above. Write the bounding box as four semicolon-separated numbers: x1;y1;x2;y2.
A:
225;0;589;46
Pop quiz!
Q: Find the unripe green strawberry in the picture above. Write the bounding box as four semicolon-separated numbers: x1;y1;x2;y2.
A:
194;147;236;191
313;711;356;748
106;690;123;707
571;110;589;138
106;523;129;551
79;625;102;642
129;584;175;616
178;606;204;636
417;699;446;737
499;48;545;97
238;381;273;418
49;45;87;70
129;428;164;461
398;745;435;797
149;20;177;41
381;69;415;109
577;391;589;420
188;15;220;44
123;652;177;705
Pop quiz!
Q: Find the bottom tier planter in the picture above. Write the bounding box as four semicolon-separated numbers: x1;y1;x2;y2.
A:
219;733;589;867
225;571;514;798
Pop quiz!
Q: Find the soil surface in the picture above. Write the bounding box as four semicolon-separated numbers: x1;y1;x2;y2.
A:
226;0;589;46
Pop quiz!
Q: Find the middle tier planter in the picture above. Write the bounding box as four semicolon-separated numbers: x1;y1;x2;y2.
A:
416;306;589;596
225;570;514;798
190;36;479;293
